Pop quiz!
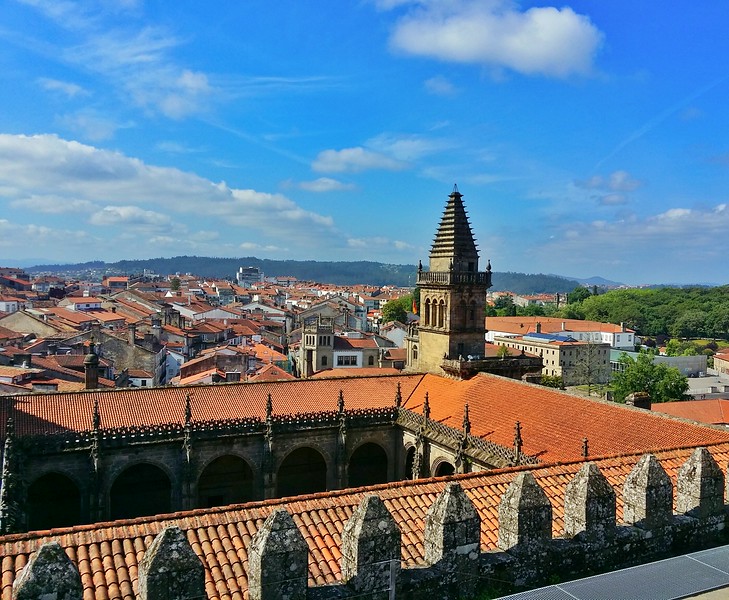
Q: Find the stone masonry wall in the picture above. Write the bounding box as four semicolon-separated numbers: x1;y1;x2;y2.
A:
11;447;729;600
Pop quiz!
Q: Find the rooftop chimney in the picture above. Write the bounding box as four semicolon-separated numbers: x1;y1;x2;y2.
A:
128;323;137;347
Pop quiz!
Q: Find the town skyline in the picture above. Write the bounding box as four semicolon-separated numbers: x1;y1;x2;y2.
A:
1;1;728;285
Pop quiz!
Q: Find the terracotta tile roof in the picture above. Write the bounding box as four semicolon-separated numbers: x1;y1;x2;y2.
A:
403;373;729;463
309;368;402;379
486;316;633;335
652;399;729;426
248;363;295;382
333;336;378;350
0;375;424;437
3;439;725;600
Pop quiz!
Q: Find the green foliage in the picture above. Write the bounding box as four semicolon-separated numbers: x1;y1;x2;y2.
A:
27;257;580;291
496;344;511;358
612;352;690;403
169;276;181;291
494;294;517;316
560;285;729;338
541;374;564;388
567;285;592;304
380;294;413;324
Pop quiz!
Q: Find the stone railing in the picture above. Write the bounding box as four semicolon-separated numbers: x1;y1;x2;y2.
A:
416;270;491;286
12;447;729;599
397;407;538;467
16;408;398;454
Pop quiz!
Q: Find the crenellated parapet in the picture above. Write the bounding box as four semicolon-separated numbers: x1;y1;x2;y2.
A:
9;448;729;599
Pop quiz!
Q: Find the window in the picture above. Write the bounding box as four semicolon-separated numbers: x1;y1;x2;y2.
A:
337;355;357;366
321;356;328;366
368;355;375;366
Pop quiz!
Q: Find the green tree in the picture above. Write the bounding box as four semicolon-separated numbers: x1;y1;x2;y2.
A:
381;295;412;324
494;294;516;316
567;285;591;304
170;276;181;291
612;352;690;403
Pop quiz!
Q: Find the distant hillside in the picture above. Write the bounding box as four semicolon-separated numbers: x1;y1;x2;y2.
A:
25;256;579;293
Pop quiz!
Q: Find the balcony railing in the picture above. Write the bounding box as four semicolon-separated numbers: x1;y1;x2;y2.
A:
417;270;491;286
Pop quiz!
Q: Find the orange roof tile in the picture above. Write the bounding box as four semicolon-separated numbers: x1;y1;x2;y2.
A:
3;442;729;600
403;373;729;463
652;399;729;426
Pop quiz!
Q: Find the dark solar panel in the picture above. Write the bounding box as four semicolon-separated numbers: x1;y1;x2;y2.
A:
498;545;729;600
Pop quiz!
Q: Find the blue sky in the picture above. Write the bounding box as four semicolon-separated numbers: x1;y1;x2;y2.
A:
1;0;728;285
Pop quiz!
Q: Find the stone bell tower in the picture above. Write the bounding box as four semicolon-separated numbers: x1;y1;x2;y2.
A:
408;186;492;375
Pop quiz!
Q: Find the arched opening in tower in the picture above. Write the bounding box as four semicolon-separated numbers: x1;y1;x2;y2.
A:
348;442;388;487
277;447;327;497
110;463;171;520
197;455;255;508
27;472;81;531
404;445;416;479
434;461;455;477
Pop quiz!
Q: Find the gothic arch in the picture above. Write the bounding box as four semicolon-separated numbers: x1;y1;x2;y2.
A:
27;472;81;531
110;462;172;520
197;454;255;508
424;298;432;326
438;300;446;328
277;446;327;498
404;445;416;480
348;442;388;487
433;459;455;477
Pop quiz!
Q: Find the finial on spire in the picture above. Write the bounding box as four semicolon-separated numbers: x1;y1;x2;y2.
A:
462;403;471;436
423;392;430;421
338;390;345;413
266;393;273;420
451;183;460;196
582;437;589;458
486;259;492;272
92;398;100;431
395;382;402;408
513;421;523;458
184;393;192;424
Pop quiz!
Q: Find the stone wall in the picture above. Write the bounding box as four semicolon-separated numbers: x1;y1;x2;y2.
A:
12;447;729;599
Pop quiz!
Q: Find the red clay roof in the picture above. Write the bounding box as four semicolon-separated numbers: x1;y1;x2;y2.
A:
2;441;728;600
486;316;633;335
402;373;729;463
3;373;727;462
652;399;729;426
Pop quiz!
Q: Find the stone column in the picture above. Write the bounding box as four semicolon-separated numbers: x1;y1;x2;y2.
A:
676;447;725;519
341;494;401;595
248;509;308;600
497;471;552;551
424;482;480;598
623;454;673;529
564;462;616;540
138;526;205;600
12;542;82;600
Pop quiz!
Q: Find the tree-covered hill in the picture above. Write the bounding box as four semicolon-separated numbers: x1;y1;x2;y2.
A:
25;256;579;293
566;286;729;338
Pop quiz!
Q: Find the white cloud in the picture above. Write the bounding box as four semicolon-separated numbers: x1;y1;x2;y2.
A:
347;236;414;252
57;110;125;141
366;132;450;162
0;133;339;254
10;195;94;214
298;177;355;192
240;242;287;252
89;205;172;227
312;147;408;173
533;203;729;281
388;1;603;78
37;77;88;98
574;170;641;205
424;75;458;96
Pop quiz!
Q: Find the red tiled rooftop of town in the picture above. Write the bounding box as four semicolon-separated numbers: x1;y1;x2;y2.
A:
2;441;728;600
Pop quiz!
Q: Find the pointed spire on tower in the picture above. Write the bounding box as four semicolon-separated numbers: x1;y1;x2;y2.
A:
429;184;479;270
